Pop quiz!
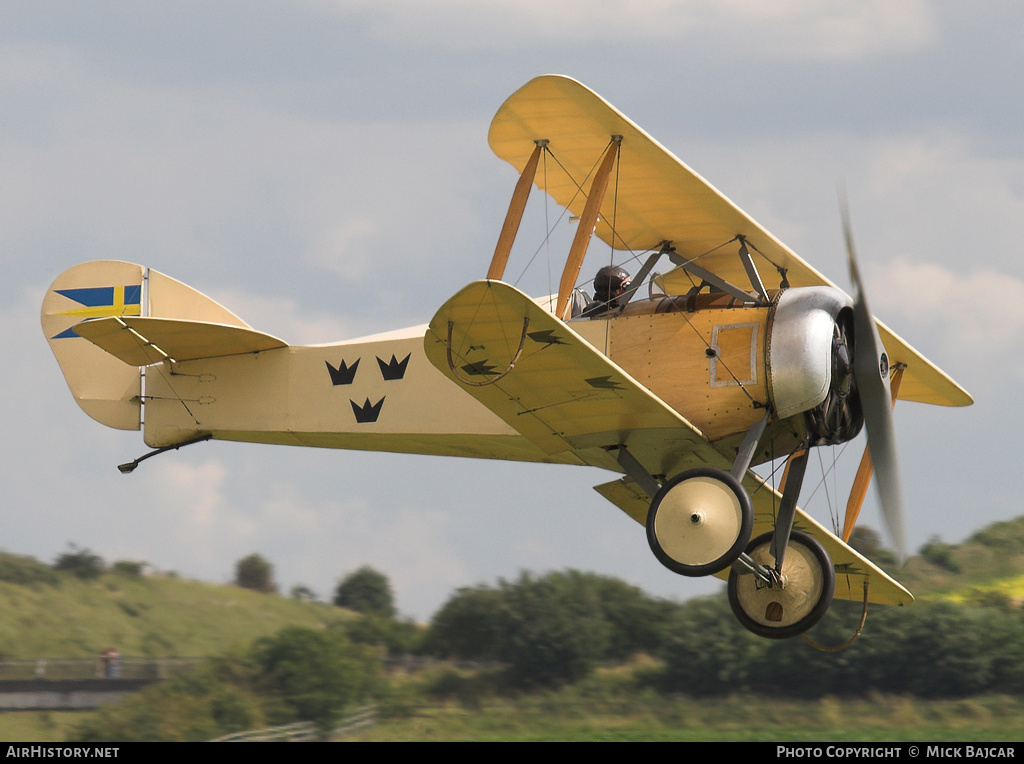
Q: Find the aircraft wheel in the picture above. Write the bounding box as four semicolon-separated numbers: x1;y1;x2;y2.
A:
727;530;835;639
646;467;753;577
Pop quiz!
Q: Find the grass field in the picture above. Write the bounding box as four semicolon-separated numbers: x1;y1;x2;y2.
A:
2;693;1021;743
339;693;1024;742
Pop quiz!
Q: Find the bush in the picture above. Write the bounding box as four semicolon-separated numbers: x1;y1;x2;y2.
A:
112;560;146;578
658;594;766;695
289;585;317;602
73;626;380;741
254;627;378;731
345;614;424;655
53;544;104;579
919;535;960;572
426;571;678;668
73;662;259;742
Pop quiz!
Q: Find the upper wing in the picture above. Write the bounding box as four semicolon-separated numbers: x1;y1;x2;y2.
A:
489;74;971;409
423;280;728;476
489;74;831;291
876;321;971;407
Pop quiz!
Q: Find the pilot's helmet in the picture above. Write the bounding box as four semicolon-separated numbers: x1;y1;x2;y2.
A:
594;264;631;301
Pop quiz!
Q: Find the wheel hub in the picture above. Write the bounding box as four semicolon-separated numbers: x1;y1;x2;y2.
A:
646;467;754;577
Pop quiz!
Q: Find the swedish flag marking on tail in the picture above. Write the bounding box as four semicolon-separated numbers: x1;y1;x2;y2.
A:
50;285;142;338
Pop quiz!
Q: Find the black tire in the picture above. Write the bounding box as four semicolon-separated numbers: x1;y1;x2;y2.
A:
646;467;753;577
727;530;835;639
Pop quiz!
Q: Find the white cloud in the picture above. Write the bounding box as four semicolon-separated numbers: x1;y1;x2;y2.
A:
0;39;496;330
151;460;232;534
309;0;935;59
202;287;355;345
6;1;1022;621
869;259;1024;352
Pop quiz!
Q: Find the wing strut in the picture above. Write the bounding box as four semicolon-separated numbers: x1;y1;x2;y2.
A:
613;445;661;499
616;243;673;310
488;141;546;281
841;365;905;542
556;136;621;320
667;245;767;306
730;412;770;481
769;448;809;569
738;237;771;304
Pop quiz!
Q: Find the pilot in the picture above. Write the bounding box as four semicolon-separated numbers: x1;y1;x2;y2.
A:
582;264;631;318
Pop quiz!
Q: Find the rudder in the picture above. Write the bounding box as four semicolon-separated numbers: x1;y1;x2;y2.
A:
41;260;252;430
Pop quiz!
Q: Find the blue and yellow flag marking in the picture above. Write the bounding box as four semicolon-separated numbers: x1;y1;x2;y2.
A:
50;285;142;339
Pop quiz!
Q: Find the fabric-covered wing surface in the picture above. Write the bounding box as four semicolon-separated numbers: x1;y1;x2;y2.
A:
423;280;725;477
489;74;831;291
489;74;971;409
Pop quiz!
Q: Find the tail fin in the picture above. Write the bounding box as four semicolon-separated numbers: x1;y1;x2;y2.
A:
41;261;256;430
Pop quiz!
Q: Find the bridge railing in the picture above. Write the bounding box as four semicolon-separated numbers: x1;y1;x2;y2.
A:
0;658;203;681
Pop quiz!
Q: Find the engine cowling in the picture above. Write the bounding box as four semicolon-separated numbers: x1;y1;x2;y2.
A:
766;286;863;446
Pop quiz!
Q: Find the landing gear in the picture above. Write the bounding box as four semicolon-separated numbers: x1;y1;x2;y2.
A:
646;467;753;577
727;530;835;639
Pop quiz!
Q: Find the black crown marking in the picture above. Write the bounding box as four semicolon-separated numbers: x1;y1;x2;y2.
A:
350;396;385;423
528;329;566;346
585;375;624;391
461;360;497;377
326;358;360;385
377;353;411;381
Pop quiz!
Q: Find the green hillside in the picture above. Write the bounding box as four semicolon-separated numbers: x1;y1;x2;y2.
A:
887;516;1024;603
1;518;1024;742
2;517;1024;662
0;555;353;660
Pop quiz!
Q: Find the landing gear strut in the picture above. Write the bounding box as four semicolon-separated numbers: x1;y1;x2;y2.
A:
728;530;835;639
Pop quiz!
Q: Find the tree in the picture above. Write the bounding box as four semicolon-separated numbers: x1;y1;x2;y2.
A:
254;627;378;731
234;553;277;594
848;526;896;567
54;544;105;579
426;585;505;659
494;571;612;688
919;535;960;572
333;566;395;617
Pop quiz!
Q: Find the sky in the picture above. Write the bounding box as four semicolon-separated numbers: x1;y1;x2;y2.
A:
2;1;1021;621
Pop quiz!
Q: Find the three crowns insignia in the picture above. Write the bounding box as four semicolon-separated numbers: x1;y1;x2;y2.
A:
326;353;411;423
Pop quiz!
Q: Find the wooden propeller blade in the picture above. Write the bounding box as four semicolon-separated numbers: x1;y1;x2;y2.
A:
779;448;806;495
487;143;544;281
842;366;904;542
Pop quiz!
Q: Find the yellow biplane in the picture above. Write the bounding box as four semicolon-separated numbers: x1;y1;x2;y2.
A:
42;75;971;639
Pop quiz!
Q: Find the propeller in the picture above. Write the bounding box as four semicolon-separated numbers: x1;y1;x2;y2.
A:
841;200;907;562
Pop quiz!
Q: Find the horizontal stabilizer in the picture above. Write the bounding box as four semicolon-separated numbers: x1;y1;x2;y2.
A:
74;317;287;366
